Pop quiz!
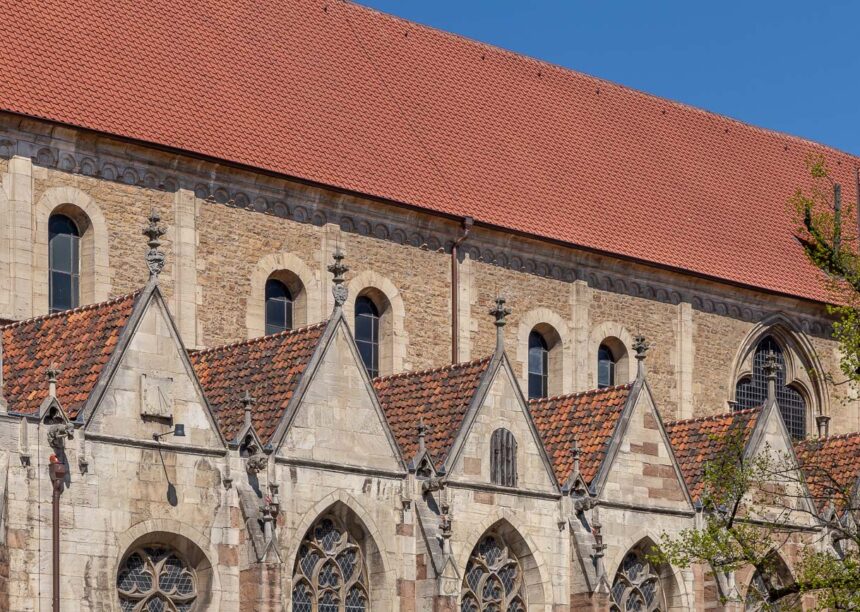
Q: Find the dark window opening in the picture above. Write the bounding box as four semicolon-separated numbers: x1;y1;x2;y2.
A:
355;296;380;378
528;330;549;399
490;428;517;487
598;344;616;388
265;278;293;335
49;214;80;313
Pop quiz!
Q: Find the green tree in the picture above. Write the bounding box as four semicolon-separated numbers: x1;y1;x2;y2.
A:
655;430;860;610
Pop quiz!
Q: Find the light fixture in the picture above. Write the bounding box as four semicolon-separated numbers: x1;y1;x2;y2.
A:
152;423;185;441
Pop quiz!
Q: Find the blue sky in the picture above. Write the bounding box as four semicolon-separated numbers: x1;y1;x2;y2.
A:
360;1;860;156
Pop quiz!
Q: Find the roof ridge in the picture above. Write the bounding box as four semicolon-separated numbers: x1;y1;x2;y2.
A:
665;406;760;428
348;1;860;161
373;354;492;383
191;320;329;356
796;430;860;448
529;382;633;406
0;290;141;331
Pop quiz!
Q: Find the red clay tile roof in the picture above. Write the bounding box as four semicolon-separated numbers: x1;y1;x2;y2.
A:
796;432;860;513
1;1;856;303
529;384;631;486
665;408;760;501
190;322;327;444
1;292;139;418
373;356;492;466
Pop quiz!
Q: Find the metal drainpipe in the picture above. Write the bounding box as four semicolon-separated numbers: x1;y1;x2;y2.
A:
451;217;473;363
48;454;67;612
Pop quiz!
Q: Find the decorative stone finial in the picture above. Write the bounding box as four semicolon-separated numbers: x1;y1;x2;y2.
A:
241;390;256;429
763;350;780;402
328;248;349;307
489;296;511;350
143;208;167;278
46;363;60;399
632;334;650;378
571;439;581;477
417;417;427;453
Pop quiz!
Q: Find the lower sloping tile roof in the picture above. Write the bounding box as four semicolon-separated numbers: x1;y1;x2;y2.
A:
665;408;760;501
796;432;860;514
190;322;327;444
373;356;492;466
1;292;139;418
529;384;632;486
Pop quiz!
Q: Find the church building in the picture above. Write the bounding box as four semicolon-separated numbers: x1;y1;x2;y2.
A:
0;0;859;610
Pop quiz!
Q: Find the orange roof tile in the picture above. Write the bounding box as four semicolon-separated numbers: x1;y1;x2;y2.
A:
373;356;492;466
665;408;760;501
529;385;632;486
190;322;327;444
796;432;860;513
0;0;856;302
1;292;139;418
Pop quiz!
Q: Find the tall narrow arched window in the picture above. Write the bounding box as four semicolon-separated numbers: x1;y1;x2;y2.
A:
528;330;549;399
598;343;617;388
490;428;517;487
735;336;807;439
355;296;380;378
292;515;370;612
48;214;81;313
264;278;293;335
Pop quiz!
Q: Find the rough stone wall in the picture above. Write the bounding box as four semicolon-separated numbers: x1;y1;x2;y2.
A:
32;167;176;302
691;310;754;415
591;291;681;419
197;201;321;347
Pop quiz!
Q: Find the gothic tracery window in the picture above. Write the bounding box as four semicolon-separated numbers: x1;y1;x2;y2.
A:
117;546;197;612
292;516;370;612
610;550;665;612
461;533;527;612
734;336;807;439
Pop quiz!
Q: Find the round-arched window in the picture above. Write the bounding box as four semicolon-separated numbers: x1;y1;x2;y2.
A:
265;277;293;335
527;330;549;399
355;296;380;378
610;550;665;612
292;516;370;612
461;533;527;612
48;213;81;313
598;343;617;388
117;546;197;611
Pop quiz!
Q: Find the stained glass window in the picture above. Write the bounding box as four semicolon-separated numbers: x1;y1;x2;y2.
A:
292;516;370;612
734;337;807;439
460;534;527;612
610;550;665;612
117;546;197;612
